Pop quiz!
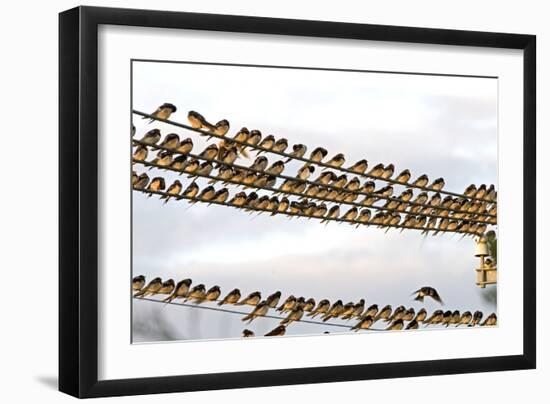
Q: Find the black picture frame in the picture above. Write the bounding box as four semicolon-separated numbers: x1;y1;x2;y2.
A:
59;6;536;398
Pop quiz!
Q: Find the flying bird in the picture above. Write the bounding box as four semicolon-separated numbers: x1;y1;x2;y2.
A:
411;287;444;304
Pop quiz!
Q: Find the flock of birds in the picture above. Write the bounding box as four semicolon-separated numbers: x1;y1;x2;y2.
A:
131;103;497;236
133;275;498;338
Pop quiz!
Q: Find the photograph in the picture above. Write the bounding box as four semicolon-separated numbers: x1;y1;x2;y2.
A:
130;60;498;343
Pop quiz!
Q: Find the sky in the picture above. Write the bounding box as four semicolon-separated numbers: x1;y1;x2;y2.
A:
131;60;497;342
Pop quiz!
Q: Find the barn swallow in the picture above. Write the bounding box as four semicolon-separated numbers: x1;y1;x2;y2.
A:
244;192;259;209
139;129;161;145
412;287;444;304
246;130;262;147
272;138;289;153
306;184;320;197
277;295;296;313
387;306;406;322
421;217;438;235
332;174;348;188
176;138;193;154
134;277;162;298
474;184;487;199
441;310;452;326
218;146;238;165
144;103;177;123
429;193;442;207
367;163;385;177
199;144;219;160
309;147;328;162
155;279;174;296
342;207;358;222
132;275;145;291
386;319;404;331
133;145;148;161
170;155;188;171
322;300;344;322
254;195;270;210
187;110;213;130
236;291;261;306
374;305;392;322
326;153;346;168
402;308;416;321
257;134;275;151
297;164;315;181
383;198;400;210
470;310;483;327
405;319;419;330
348;159;368;174
204;286;221;302
242;329;255;338
249;156;269;172
267;196;279;212
398;189;413;202
264;291;282;308
486;184;497;201
430;177;445;191
132;171;138;186
314;171;337;186
448;310;461;327
183;159;200;175
320;205;340;223
212;188;229;204
316;188;330;199
182;181;199;199
266;161;285;176
412;192;428;205
360;181;376;194
342;299;365;320
242;301;269;323
186;284;207;303
149;150;173;168
308;299;330;318
265;325;286;337
160;180;183;203
192;161;213;177
424;310;444;326
339;302;356;319
159;133;180;150
480;313;497;326
412;174;429;188
228;191;246;206
218;288;241;306
362;304;378;319
274;197;289;214
134;173;149;190
281;306;304;325
395;169;411;183
196;185;216;202
213;119;230;136
351;315;374;331
163;278;192;303
146;177;166;194
285;144;307;163
414;308;427;323
374;185;393;198
343;193;358;203
313;204;328;218
302;298;316;312
232;127;250;143
381;164;395;179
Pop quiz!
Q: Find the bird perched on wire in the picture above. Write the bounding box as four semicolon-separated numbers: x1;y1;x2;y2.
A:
133;173;149;190
441;310;452;327
309;147;328;162
194;185;216;202
308;299;330;318
402;308;416;321
351;315;375;331
362;304;378;319
163;278;192;303
160;180;183;204
146;177;166;195
271;138;288;153
170;155;188;172
302;298;316;312
212;119;230;136
381;164;395;179
185;284;207;303
430;177;445;191
236;291;262;306
187;110;214;130
284;144;307;163
387;305;406;323
242;301;269;323
424;310;444;326
277;295;296;313
481;313;497;326
457;311;472;327
326;153;346;168
395;169;411;183
265;291;282;308
367;163;385;177
342;299;365;320
144;103;177;123
132;145;148;162
414;308;427;323
217;288;241;306
204;286;221;302
296;164;315;181
180;181;199;200
448;310;461;327
256;134;275;153
470;310;483;327
159;133;180;150
265;325;286;337
138;128;162;145
176;137;193;154
242;329;255;338
155;279;175;296
374;305;392;323
132;275;145;291
198;144;219;161
281;306;304;325
322;300;344;322
386;319;404;331
133;277;162;298
342;207;359;222
249;156;269;172
405;319;419;330
348;159;368;174
412;174;429;188
463;184;477;198
411;287;444;304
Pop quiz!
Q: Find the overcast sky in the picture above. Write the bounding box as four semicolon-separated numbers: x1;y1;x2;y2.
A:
131;60;497;342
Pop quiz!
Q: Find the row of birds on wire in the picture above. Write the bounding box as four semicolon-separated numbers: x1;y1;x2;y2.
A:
132;170;491;236
134;104;498;206
131;132;497;227
133;275;497;337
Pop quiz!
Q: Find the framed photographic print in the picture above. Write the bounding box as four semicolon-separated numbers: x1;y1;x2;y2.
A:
59;6;536;398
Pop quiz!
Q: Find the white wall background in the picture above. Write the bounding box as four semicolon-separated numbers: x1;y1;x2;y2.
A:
0;0;546;402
